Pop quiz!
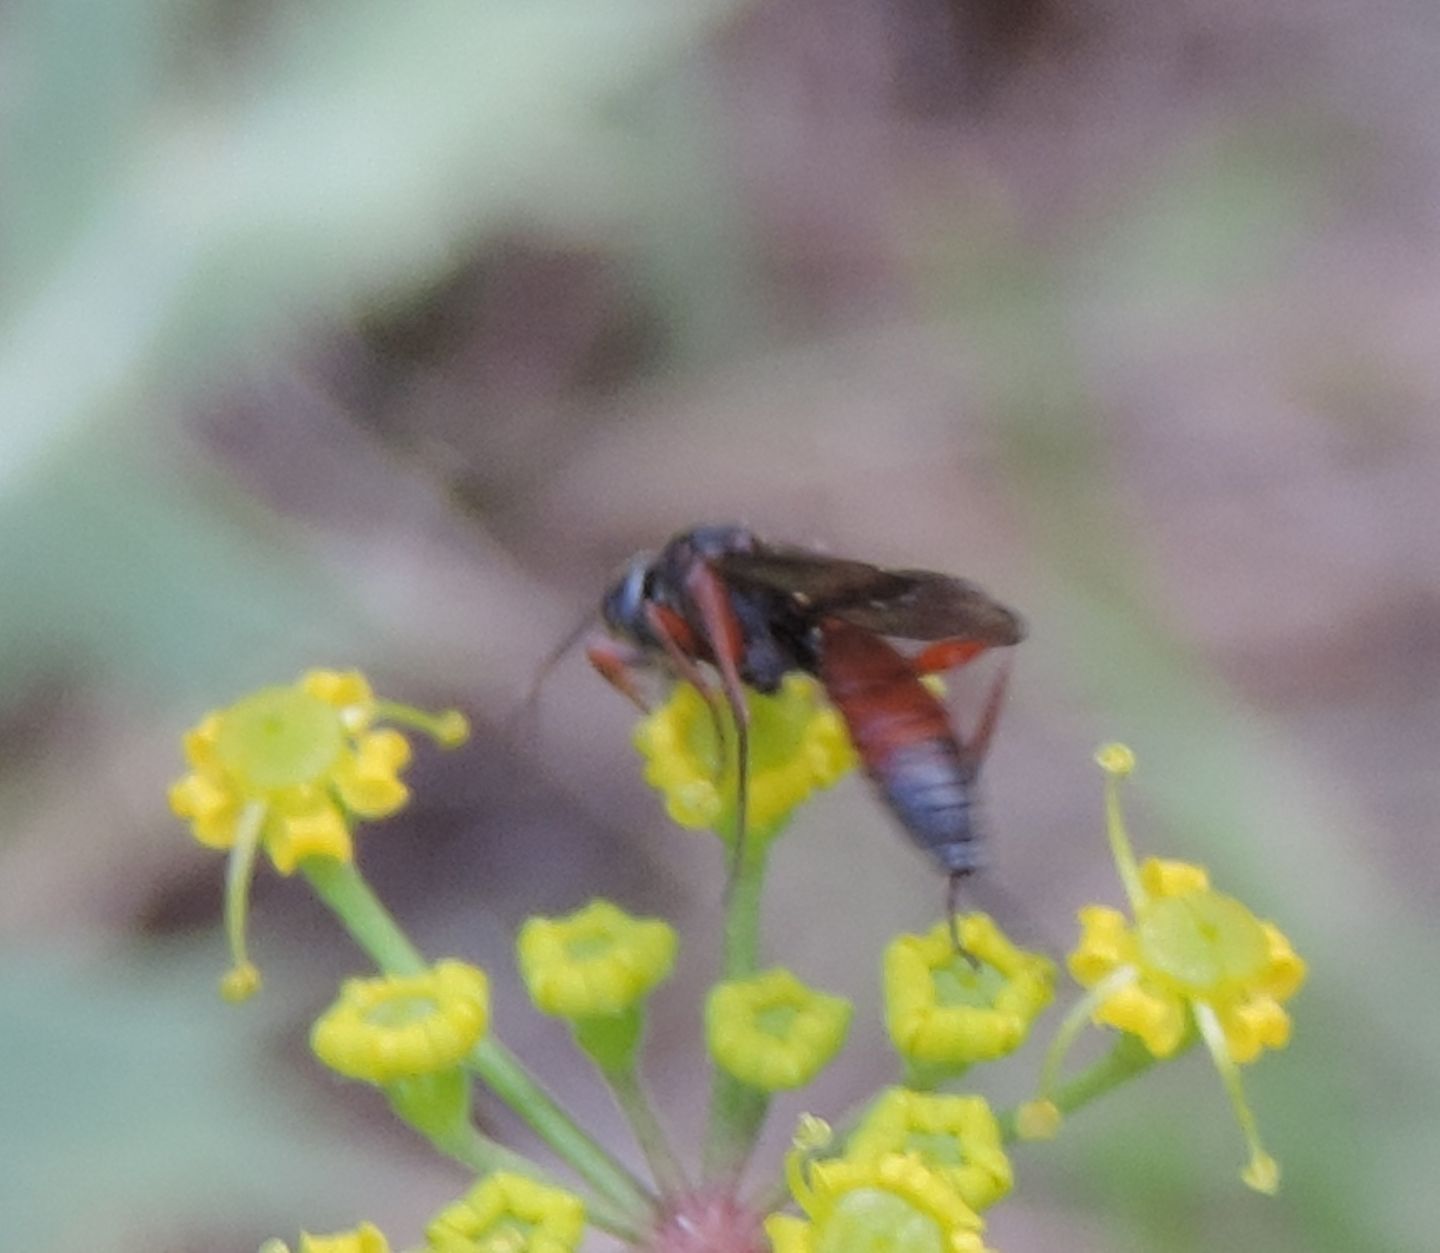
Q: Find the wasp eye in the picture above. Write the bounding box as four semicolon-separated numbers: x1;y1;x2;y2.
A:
603;554;654;638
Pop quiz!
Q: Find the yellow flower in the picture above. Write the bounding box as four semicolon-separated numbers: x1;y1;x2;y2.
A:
1069;857;1304;1063
259;1223;390;1253
1037;744;1306;1193
884;914;1055;1068
168;670;468;999
426;1172;586;1253
846;1089;1012;1212
633;674;857;843
517;900;677;1020
768;1145;993;1253
311;960;490;1085
707;968;852;1091
170;669;468;872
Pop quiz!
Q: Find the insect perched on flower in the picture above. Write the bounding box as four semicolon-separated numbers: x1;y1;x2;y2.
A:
587;525;1024;932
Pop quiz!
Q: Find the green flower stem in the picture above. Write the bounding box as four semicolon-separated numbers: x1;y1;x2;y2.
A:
901;1058;969;1093
723;834;774;979
302;856;428;973
467;1036;657;1221
427;1122;644;1241
600;1060;691;1196
701;834;777;1183
701;1074;769;1184
998;1033;1172;1142
299;858;656;1224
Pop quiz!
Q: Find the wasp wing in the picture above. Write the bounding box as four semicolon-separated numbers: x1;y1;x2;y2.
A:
713;548;909;604
714;549;1025;645
825;569;1025;644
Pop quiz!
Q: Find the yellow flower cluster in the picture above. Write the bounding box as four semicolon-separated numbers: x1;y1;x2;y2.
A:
517;900;677;1020
170;670;468;1001
1037;744;1308;1193
1071;858;1305;1062
884;914;1055;1068
707;968;852;1092
311;960;490;1085
633;674;857;842
426;1172;586;1253
768;1144;994;1253
170;670;433;873
847;1088;1012;1212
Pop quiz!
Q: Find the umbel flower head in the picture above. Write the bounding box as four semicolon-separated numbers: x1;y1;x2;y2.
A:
707;968;853;1091
768;1124;993;1253
311;960;490;1086
168;669;468;1000
1043;744;1306;1193
884;914;1055;1070
633;673;857;845
425;1172;586;1253
846;1088;1012;1212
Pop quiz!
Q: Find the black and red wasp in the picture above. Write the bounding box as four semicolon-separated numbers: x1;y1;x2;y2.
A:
584;525;1025;931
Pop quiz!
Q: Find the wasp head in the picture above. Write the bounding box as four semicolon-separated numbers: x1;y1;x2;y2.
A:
601;551;656;643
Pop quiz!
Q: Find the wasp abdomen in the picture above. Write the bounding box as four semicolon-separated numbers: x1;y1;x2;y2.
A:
875;740;982;874
817;619;982;875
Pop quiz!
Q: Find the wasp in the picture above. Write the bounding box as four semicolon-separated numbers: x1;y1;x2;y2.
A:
586;525;1024;929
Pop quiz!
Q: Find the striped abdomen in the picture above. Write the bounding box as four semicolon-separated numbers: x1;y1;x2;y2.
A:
816;619;982;875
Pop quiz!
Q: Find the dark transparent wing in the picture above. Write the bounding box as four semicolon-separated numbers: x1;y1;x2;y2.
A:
713;547;909;605
715;549;1025;644
826;569;1025;643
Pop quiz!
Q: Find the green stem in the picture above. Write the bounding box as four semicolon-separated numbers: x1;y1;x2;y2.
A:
998;1034;1170;1142
723;835;772;978
427;1122;644;1240
701;1076;769;1184
469;1037;657;1220
701;836;775;1183
299;859;656;1224
301;856;427;974
901;1058;968;1093
602;1062;691;1197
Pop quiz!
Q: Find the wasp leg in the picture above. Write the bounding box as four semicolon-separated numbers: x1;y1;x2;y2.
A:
946;870;979;968
640;602;730;744
682;562;755;892
962;655;1013;767
586;637;655;714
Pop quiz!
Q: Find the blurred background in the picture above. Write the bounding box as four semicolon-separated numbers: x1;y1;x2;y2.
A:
2;0;1436;1249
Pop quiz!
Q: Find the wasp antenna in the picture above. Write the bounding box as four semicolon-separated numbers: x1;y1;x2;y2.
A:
505;604;600;744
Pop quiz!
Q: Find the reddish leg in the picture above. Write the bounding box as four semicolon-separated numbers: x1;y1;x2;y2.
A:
963;655;1013;767
586;637;655;714
683;562;756;887
643;601;734;776
643;603;723;710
